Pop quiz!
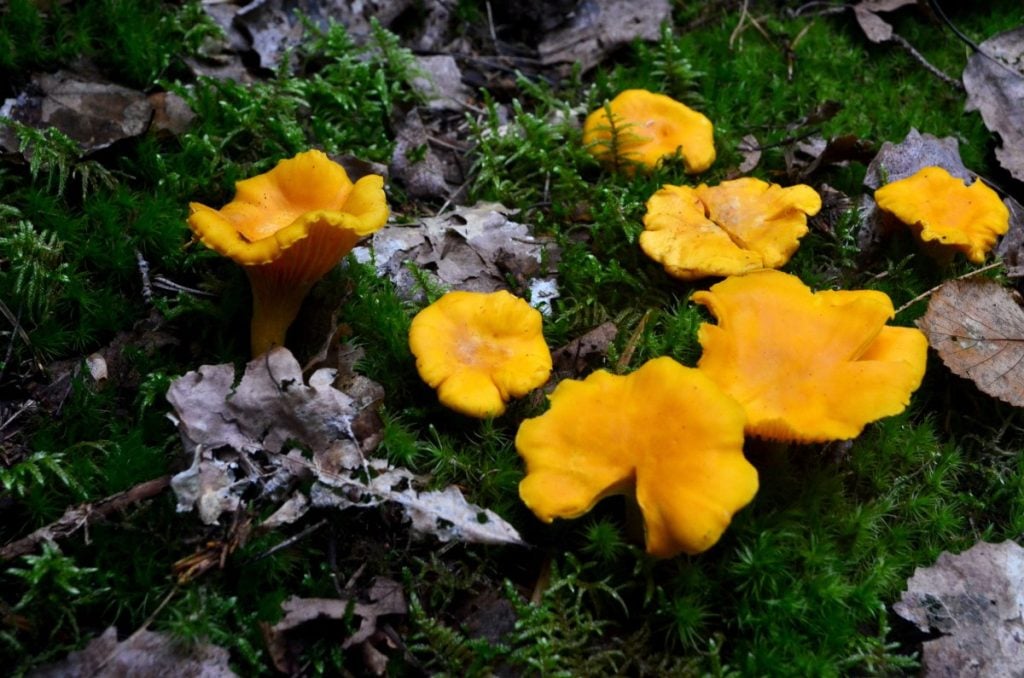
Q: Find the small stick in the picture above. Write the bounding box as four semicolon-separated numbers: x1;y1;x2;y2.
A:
243;519;327;565
0;475;171;560
895;261;1003;315
135;249;153;304
890;34;963;90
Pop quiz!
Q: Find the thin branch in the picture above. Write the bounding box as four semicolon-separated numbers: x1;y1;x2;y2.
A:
0;475;171;560
895;261;1003;315
890;34;964;91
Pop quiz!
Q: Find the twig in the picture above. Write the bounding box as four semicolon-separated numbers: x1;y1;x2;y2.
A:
789;2;850;17
729;0;750;50
150;275;215;297
615;310;653;373
242;519;327;565
890;34;964;90
0;399;36;437
895;261;1003;315
135;249;153;304
0;475;171;560
485;1;498;47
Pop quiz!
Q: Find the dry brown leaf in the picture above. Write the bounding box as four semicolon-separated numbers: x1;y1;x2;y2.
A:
274;578;407;648
410;55;470;112
0;71;152;154
537;0;671;71
863;128;973;190
737;134;762;174
167;348;523;545
893;541;1024;677
916;278;1024;407
167;347;382;524
29;626;236;678
852;0;916;44
963;27;1024;183
263;578;406;674
390;108;452;200
550;321;619;378
353;202;560;310
311;459;525;546
994;196;1024;278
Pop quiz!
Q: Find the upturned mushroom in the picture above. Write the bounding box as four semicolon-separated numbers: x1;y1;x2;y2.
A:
187;149;389;356
583;89;716;175
517;357;757;558
640;178;821;280
693;270;928;442
874;165;1009;264
409;290;552;418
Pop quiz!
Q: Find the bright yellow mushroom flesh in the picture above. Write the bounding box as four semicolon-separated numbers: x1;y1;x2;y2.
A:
409;290;552;418
874;165;1009;264
693;270;928;443
640;178;821;281
517;357;757;558
583;89;716;174
187;149;389;356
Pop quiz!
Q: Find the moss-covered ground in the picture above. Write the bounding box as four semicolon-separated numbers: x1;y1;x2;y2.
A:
2;0;1023;674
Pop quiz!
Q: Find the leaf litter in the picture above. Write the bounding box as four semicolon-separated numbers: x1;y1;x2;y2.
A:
353;201;560;311
166;346;523;546
893;540;1024;677
963;26;1024;183
30;625;236;678
917;278;1024;408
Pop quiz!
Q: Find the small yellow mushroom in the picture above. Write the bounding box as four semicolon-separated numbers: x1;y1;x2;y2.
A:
187;150;389;356
409;290;552;418
583;89;716;174
874;165;1009;264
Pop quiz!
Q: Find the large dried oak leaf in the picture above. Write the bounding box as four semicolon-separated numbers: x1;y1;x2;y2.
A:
917;279;1024;407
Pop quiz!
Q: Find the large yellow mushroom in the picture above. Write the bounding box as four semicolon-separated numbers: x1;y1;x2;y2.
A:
640;178;821;281
874;165;1009;264
693;270;928;442
188;149;389;356
517;357;757;558
583;89;716;175
409;290;552;418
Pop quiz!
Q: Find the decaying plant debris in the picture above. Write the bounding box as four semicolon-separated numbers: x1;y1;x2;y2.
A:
3;1;1024;675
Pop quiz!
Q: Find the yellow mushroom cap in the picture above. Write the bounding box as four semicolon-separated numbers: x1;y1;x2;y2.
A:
640;178;821;281
874;165;1009;264
409;290;552;418
583;89;716;174
517;357;757;558
693;270;928;443
187;149;389;356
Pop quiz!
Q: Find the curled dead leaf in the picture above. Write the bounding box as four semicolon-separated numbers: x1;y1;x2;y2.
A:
916;278;1024;407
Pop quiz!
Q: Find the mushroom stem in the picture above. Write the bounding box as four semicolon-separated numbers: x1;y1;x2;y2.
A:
247;271;315;357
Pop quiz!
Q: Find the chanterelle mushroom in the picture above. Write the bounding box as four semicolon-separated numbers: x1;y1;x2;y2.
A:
693;270;928;442
583;89;716;174
641;178;821;280
188;149;389;356
517;357;757;558
409;290;552;418
874;165;1009;264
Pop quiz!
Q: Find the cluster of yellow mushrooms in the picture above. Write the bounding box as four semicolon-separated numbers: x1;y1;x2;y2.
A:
185;89;1010;559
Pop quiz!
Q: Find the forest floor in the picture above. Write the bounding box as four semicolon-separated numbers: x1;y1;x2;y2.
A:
2;0;1024;675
